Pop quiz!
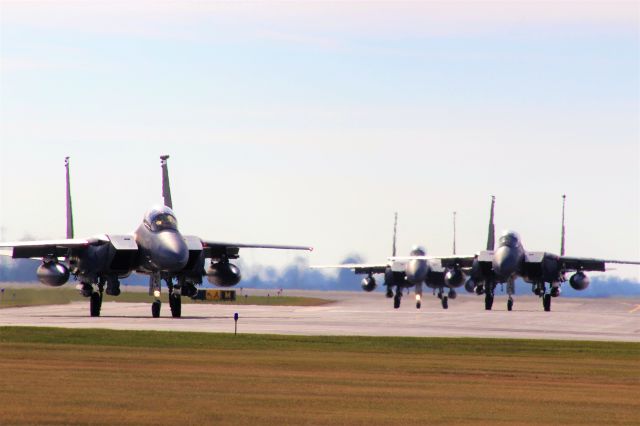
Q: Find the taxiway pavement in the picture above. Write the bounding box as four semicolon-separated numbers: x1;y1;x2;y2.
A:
0;290;638;341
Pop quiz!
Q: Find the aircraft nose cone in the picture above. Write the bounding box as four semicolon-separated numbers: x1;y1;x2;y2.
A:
493;246;519;279
406;259;428;284
155;232;189;272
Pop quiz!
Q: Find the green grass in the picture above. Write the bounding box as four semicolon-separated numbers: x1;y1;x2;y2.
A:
0;287;332;308
0;327;639;425
1;326;639;358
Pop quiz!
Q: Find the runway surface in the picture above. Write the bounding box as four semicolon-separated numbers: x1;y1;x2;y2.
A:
1;290;639;342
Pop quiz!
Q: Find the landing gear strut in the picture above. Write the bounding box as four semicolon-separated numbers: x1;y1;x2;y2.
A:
543;294;551;312
386;287;394;298
165;277;182;318
393;287;402;309
89;291;102;317
151;300;161;318
150;274;162;318
506;279;515;311
484;280;495;310
169;293;182;318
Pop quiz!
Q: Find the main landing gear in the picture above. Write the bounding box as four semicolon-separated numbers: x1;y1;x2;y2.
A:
81;282;103;317
154;276;184;318
90;290;102;317
393;287;402;309
386;287;394;298
533;282;556;312
437;290;449;310
484;281;495;310
542;294;551;312
484;292;494;310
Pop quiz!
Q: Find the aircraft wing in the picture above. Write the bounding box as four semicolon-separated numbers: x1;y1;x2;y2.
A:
201;240;312;260
558;256;640;272
310;263;389;274
388;255;476;268
0;237;107;259
522;251;640;272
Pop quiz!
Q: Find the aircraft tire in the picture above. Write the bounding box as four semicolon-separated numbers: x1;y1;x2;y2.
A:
416;301;421;309
152;300;161;318
170;293;182;318
543;294;551;312
507;298;513;311
90;292;101;317
441;296;448;310
393;295;401;309
485;293;494;310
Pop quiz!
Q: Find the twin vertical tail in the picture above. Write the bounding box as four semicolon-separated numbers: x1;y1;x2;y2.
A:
392;212;398;257
560;194;566;256
65;157;74;239
160;155;173;209
486;195;496;251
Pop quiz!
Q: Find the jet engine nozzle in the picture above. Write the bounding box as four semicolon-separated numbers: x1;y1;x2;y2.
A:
569;271;590;290
37;262;70;286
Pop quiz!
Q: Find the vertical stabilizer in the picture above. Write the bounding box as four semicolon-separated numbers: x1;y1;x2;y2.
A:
392;212;398;257
486;196;495;250
160;155;173;209
453;211;457;255
560;194;566;256
65;157;74;239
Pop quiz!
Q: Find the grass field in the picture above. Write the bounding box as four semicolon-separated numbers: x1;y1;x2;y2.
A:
0;327;638;425
0;287;331;308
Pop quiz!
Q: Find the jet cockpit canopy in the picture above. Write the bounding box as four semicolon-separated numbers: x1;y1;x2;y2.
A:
144;206;178;232
499;230;521;248
410;245;427;256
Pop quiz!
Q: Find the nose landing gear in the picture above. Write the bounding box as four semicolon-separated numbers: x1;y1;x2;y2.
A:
506;279;515;311
151;299;162;318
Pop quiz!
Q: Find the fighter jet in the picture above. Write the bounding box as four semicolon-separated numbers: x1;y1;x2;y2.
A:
395;196;640;311
312;213;468;309
0;156;312;318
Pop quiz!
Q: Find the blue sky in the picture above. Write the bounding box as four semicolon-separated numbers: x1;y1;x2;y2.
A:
0;1;638;279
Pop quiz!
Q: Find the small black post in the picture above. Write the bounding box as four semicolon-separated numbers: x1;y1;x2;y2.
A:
234;312;239;335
